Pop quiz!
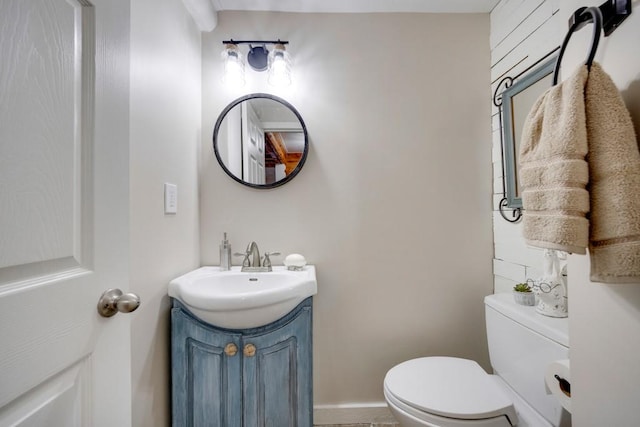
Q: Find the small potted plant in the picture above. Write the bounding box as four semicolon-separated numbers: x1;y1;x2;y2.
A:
513;282;535;306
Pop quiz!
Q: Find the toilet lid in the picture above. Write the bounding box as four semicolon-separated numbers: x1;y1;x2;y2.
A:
384;357;515;421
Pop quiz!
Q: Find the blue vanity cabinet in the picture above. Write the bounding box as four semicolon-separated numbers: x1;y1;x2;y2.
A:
171;306;243;427
171;297;313;427
242;300;312;426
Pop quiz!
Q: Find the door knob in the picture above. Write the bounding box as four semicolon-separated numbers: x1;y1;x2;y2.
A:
97;288;141;317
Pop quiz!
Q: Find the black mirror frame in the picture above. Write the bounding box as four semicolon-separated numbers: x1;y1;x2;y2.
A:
212;93;309;189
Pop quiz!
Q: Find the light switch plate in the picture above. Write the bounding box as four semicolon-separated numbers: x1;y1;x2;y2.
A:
164;183;177;214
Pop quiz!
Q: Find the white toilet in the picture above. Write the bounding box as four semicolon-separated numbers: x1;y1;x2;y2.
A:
384;293;570;427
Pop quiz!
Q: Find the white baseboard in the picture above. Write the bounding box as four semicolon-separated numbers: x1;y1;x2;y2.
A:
313;402;397;425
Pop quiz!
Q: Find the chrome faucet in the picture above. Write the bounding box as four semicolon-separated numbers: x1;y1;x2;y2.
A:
234;241;280;272
246;241;261;268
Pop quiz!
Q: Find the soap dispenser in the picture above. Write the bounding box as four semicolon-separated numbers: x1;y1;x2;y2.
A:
220;232;232;271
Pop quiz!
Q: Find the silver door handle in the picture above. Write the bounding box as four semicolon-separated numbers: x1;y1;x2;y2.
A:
97;289;141;317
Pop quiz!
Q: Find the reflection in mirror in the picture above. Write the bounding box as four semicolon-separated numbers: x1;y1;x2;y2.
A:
500;54;557;210
510;73;553;199
213;94;308;189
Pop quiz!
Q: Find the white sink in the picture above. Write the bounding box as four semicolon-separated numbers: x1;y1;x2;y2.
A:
168;265;317;329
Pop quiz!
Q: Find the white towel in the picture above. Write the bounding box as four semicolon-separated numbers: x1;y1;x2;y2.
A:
584;63;640;283
519;62;640;283
519;65;590;255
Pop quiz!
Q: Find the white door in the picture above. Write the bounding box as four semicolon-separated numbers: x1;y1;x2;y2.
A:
0;1;132;426
241;102;266;185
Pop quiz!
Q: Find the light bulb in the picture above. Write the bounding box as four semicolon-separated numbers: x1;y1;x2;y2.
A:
222;44;245;87
268;44;292;87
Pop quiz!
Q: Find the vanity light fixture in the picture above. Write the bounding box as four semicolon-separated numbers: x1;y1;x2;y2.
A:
221;43;245;87
221;39;292;87
267;43;292;87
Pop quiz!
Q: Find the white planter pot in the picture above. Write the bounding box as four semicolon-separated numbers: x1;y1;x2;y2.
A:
513;291;535;306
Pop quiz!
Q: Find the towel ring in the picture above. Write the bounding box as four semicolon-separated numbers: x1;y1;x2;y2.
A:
552;6;603;85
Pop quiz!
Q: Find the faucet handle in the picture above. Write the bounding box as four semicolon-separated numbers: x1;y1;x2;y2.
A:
262;252;281;268
234;252;250;267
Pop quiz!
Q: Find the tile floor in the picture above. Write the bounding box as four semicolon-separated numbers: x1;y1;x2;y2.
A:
313;405;399;427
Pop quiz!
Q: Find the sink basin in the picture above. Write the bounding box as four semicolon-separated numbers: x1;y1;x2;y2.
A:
168;265;317;329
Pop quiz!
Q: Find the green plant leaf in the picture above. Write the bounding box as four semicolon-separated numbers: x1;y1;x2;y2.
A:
514;283;532;292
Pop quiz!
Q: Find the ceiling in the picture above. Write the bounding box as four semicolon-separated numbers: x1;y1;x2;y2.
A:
184;0;500;32
209;0;501;14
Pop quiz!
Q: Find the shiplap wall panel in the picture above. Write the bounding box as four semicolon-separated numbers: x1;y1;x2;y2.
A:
494;274;519;293
491;0;560;212
491;12;561;85
494;258;527;283
493;175;503;196
491;0;561;292
491;1;555;64
491;132;502;162
491;149;503;180
491;112;502;133
490;0;543;47
493;215;541;265
492;129;503;190
0;0;76;269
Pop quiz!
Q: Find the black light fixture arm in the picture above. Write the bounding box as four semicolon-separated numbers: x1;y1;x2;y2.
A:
221;38;292;75
222;39;289;45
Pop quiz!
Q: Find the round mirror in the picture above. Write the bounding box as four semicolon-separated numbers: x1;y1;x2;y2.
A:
213;93;309;189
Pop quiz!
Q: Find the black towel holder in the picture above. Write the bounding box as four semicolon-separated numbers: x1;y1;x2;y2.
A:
552;0;632;85
552;6;602;85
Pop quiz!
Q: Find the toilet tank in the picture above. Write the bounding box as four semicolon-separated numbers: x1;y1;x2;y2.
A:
484;293;569;426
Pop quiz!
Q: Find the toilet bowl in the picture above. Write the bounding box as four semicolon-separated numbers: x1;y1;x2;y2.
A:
383;294;570;427
384;357;518;427
384;357;554;427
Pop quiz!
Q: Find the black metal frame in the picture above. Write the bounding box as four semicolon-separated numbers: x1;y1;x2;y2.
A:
222;39;289;46
222;40;291;72
570;0;631;36
553;0;631;85
212;93;309;190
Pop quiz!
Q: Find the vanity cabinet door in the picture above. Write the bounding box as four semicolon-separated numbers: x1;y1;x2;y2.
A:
171;308;242;427
242;302;313;427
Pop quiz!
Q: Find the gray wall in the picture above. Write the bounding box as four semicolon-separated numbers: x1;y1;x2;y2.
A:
201;11;493;405
130;0;201;426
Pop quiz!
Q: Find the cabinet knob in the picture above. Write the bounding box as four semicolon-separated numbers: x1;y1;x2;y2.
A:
243;343;256;357
224;343;238;356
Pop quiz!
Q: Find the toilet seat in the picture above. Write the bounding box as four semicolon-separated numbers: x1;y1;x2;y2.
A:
384;385;513;427
384;357;518;426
